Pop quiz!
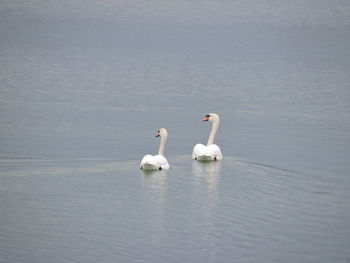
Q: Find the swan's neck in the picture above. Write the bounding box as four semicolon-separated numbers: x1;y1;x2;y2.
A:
207;119;219;146
158;134;167;155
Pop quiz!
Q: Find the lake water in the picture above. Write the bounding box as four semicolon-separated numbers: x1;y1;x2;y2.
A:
1;1;350;262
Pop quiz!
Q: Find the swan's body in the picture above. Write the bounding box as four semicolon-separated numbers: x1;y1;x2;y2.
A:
192;144;222;161
140;128;170;170
192;113;222;161
140;154;169;170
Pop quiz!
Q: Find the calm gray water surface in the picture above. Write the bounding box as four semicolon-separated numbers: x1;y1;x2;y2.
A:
1;1;350;262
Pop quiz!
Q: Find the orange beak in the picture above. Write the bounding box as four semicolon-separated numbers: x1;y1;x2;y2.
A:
156;133;160;137
202;116;209;122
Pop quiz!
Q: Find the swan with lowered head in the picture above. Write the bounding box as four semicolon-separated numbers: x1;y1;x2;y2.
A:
140;128;170;170
192;113;223;161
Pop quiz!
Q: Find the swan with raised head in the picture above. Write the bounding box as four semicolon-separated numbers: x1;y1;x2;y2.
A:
140;128;170;170
192;113;223;161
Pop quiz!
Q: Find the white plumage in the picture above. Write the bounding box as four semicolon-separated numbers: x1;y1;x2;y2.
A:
192;113;223;161
140;128;170;170
192;143;222;161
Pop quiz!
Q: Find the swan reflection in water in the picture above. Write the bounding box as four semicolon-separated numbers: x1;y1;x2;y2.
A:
192;160;222;194
140;169;168;235
191;160;222;248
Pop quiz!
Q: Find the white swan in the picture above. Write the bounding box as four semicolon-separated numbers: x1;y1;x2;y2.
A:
192;113;223;161
140;128;170;170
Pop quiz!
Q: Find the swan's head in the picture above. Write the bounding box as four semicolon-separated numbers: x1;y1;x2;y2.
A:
202;113;220;122
156;128;168;138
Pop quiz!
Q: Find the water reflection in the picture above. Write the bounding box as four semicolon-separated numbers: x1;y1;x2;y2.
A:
192;161;221;194
191;160;221;219
139;170;168;237
191;161;222;255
